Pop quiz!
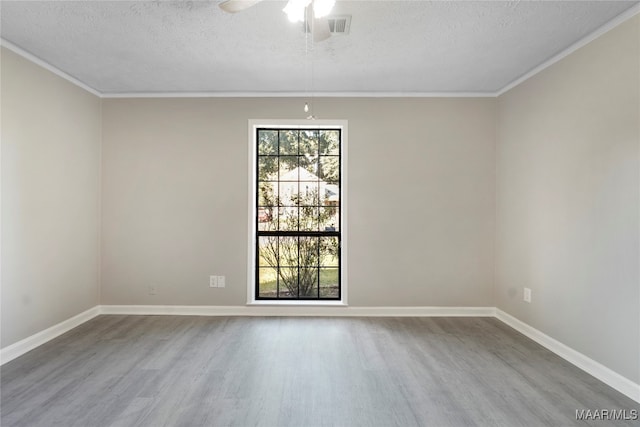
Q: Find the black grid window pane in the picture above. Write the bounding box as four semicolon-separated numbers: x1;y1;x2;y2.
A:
279;156;298;179
299;206;319;232
258;131;278;155
319;157;339;182
258;267;277;298
256;128;341;300
319;130;340;155
279;130;298;155
258;157;278;182
278;268;298;298
319;268;339;298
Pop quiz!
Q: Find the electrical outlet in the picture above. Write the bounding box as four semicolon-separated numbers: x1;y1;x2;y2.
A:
218;276;225;288
148;285;157;295
209;276;217;288
523;287;532;303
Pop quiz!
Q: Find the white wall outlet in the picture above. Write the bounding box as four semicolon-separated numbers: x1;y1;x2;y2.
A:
218;276;225;288
209;276;217;288
523;287;532;303
148;285;157;295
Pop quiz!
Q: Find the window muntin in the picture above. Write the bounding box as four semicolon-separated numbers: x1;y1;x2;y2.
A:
255;128;341;300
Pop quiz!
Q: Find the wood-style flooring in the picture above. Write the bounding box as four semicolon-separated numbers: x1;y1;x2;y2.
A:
1;315;638;426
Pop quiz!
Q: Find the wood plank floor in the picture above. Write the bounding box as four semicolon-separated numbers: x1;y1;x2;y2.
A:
1;316;638;426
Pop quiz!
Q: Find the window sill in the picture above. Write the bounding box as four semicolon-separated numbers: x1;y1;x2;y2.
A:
247;300;348;307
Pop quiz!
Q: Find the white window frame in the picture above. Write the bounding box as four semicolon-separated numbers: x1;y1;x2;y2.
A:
247;119;348;306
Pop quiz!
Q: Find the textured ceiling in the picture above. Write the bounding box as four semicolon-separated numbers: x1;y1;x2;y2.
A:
1;0;638;95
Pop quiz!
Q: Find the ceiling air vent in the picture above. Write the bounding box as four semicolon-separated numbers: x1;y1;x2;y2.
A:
304;15;351;35
328;15;351;34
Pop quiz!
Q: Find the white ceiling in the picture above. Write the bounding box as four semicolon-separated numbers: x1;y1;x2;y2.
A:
1;0;638;95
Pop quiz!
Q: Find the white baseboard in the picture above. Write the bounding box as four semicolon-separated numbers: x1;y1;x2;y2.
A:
99;304;496;317
495;308;640;404
0;306;101;365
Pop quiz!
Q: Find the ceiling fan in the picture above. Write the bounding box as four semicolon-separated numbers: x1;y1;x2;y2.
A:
219;0;335;42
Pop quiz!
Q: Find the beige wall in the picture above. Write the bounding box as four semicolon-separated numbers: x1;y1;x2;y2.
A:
1;48;102;348
496;16;640;383
101;97;496;307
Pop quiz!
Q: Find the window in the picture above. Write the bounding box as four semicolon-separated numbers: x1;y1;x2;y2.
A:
254;127;342;300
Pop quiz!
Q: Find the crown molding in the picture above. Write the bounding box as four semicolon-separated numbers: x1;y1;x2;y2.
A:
0;38;101;97
497;2;640;96
99;91;495;98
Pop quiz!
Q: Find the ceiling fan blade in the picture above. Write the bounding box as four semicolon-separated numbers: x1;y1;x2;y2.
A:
313;16;331;42
219;0;263;13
